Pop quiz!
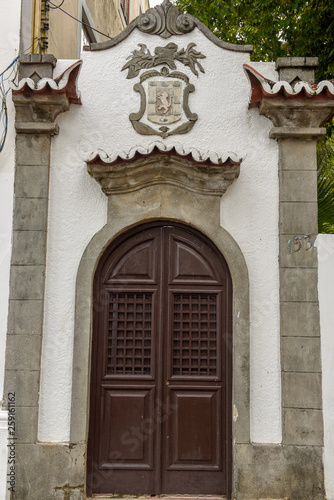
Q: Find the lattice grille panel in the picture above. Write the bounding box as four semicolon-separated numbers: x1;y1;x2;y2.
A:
172;293;218;376
107;292;152;375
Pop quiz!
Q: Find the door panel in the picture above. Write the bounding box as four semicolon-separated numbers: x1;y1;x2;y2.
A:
168;231;222;285
107;239;158;284
167;388;220;469
100;387;154;468
87;222;232;497
89;384;157;494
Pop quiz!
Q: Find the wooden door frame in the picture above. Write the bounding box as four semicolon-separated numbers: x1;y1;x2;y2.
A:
87;222;233;497
70;187;250;499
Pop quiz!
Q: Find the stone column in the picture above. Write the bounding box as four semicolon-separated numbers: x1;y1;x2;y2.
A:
244;58;334;499
272;59;324;453
3;55;82;499
274;131;323;449
4;55;58;446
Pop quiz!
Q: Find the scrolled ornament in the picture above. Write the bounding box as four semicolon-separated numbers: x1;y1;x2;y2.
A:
175;14;195;34
137;11;160;34
91;0;253;53
136;0;196;38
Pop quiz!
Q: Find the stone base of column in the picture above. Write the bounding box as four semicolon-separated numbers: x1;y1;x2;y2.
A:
234;443;324;500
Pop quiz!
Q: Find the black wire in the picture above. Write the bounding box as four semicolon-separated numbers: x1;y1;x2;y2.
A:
0;37;39;153
0;98;8;153
1;63;18;85
0;57;19;79
17;37;40;61
49;0;65;9
48;1;112;39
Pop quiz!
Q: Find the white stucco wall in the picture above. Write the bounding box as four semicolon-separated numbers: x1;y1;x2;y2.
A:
221;61;281;443
0;0;21;498
38;30;281;444
318;234;334;500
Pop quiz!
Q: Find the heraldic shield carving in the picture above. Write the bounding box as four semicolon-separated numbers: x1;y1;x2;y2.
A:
122;43;206;138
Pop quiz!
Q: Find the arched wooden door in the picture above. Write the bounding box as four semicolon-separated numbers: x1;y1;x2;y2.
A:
87;222;232;497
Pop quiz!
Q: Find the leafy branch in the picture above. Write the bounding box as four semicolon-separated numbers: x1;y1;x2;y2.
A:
174;43;205;77
122;43;206;79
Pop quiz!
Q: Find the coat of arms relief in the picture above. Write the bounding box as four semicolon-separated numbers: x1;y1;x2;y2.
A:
122;42;206;138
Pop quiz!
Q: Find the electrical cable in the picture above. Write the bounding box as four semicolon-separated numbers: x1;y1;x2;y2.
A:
0;93;8;154
0;68;14;153
0;59;18;153
0;38;39;153
0;57;19;80
49;0;65;9
48;0;112;39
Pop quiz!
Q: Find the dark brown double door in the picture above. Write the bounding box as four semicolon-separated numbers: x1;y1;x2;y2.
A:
87;222;232;497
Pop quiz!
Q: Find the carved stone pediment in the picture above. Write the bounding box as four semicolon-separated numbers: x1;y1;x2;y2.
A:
87;142;241;196
91;0;252;53
136;0;196;39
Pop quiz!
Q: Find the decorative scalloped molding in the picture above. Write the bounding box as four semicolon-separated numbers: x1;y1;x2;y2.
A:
244;63;334;108
91;0;252;53
244;63;334;129
87;141;241;165
12;60;83;104
87;141;241;196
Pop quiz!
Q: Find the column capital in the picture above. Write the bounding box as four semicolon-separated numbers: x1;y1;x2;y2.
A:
275;57;318;85
244;64;334;135
18;54;57;81
12;59;82;135
270;127;326;140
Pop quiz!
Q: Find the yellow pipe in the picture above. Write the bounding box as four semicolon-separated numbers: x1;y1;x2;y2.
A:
31;0;41;54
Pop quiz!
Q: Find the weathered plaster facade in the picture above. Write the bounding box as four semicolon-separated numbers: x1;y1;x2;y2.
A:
2;1;334;499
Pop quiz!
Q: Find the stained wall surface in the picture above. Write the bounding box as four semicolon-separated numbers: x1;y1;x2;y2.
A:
37;28;281;446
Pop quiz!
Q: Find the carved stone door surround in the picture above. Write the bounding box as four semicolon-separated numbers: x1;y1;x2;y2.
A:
86;222;233;496
74;141;250;499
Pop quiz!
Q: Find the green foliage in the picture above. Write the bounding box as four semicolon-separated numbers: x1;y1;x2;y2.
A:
174;0;334;233
318;131;334;233
174;0;334;81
